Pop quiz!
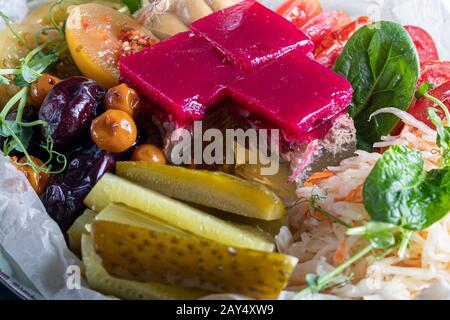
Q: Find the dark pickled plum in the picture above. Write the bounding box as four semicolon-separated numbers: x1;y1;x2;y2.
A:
39;77;105;146
41;143;115;232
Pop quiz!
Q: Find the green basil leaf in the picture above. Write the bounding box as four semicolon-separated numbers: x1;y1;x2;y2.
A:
31;53;59;74
334;22;420;150
363;145;450;231
416;81;434;99
21;64;41;84
0;120;32;152
120;0;142;13
13;74;28;87
19;53;59;84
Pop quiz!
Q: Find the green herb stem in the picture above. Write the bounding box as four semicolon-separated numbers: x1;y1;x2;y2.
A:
0;87;28;119
15;87;30;123
291;244;374;299
398;230;413;259
312;205;353;229
424;93;450;121
0;12;32;51
0;69;21;75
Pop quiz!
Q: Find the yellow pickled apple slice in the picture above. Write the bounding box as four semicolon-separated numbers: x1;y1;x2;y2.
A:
116;162;286;221
82;235;207;300
68;209;97;254
66;3;156;88
91;215;298;299
84;173;274;251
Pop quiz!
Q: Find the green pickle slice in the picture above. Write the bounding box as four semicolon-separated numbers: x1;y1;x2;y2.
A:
84;173;275;251
91;204;298;299
82;235;207;300
116;162;286;220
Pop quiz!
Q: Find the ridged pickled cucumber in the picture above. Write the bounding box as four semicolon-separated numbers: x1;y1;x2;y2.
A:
68;209;97;254
84;174;274;251
91;218;298;299
82;235;207;300
116;162;286;221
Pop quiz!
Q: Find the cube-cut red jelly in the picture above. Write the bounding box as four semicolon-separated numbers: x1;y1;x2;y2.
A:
228;52;353;140
119;32;243;121
191;0;313;72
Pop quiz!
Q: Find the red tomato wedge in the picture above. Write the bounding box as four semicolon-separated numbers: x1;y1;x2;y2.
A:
408;81;450;128
276;0;322;28
300;11;352;46
314;16;371;68
404;26;439;64
419;61;450;87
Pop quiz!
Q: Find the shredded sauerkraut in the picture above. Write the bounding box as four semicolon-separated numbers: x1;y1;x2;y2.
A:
278;109;450;300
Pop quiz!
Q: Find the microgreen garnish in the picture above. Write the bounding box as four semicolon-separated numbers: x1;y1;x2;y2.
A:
289;191;353;229
0;2;68;174
415;81;450;167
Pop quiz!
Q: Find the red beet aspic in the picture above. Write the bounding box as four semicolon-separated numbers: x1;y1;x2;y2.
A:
191;0;314;72
119;0;353;142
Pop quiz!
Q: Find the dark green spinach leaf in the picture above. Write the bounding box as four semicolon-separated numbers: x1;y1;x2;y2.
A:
334;21;420;150
363;145;450;230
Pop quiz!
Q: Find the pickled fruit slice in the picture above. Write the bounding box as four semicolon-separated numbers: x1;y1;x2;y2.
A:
68;209;97;254
191;0;313;72
91;219;298;299
82;235;206;300
66;3;157;88
116;162;285;220
119;31;243;121
84;173;274;251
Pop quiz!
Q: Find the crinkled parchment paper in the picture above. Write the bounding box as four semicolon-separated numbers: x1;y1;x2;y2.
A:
0;0;449;300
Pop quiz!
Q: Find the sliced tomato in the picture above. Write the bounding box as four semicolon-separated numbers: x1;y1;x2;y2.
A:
300;11;352;46
276;0;322;28
419;61;450;87
404;26;439;65
407;81;450;128
314;16;371;68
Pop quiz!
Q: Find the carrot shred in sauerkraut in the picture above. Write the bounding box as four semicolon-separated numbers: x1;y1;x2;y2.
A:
303;170;335;186
278;113;450;300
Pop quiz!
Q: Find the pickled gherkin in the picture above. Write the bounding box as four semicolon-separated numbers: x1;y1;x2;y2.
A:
82;235;207;300
91;204;298;299
68;209;97;255
116;162;286;221
84;174;274;251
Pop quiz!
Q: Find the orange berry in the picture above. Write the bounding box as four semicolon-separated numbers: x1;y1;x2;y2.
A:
91;109;137;153
104;83;140;118
16;156;50;195
29;74;60;109
131;144;166;164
